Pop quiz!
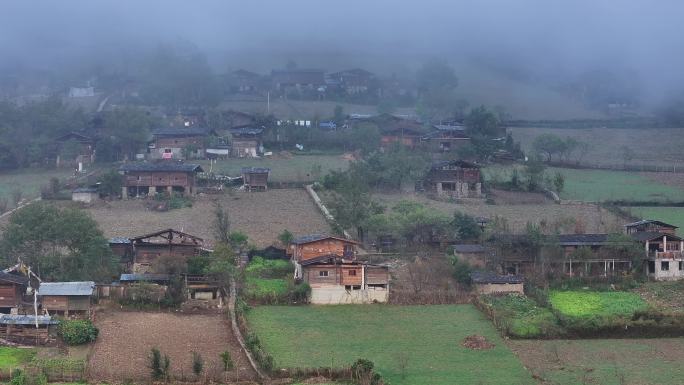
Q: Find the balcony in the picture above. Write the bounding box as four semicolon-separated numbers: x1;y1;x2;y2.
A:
648;250;684;259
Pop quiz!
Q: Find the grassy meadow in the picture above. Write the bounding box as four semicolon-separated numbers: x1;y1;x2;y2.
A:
484;165;684;202
198;154;349;183
0;168;73;208
247;305;533;385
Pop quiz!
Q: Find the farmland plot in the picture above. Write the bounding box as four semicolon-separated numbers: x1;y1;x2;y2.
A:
82;189;331;247
88;311;256;382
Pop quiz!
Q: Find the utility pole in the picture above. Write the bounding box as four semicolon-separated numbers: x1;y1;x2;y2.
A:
267;91;270;114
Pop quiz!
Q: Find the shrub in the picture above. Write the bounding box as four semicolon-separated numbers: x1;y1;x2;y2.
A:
191;352;203;376
10;369;26;385
220;351;234;371
58;319;98;345
149;347;170;380
478;294;564;338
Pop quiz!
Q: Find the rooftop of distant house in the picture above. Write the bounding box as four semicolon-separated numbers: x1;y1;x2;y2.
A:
291;234;359;245
625;219;678;229
470;271;524;284
118;162;203;173
152;127;209;137
38;281;95;296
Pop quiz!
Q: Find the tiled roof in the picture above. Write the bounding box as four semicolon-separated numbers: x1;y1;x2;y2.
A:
470;271;524;284
625;219;678;229
241;167;271;174
556;234;609;245
0;272;29;285
453;244;486;253
152;127;209;136
630;232;682;242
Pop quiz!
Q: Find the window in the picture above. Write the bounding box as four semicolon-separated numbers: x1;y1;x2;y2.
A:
348;270;357;276
318;271;329;277
661;261;670;271
680;261;683;271
344;285;361;291
164;148;172;153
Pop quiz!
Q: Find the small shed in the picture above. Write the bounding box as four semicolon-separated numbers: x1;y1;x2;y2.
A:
72;187;99;203
0;314;58;345
242;167;270;191
470;272;524;295
38;281;95;316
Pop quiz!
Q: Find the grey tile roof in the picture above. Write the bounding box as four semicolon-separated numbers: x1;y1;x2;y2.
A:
453;244;486;253
630;232;682;242
0;272;29;285
625;219;678;229
73;187;98;193
109;237;131;244
38;282;95;296
241;167;271;174
119;162;203;173
152;127;209;136
0;315;58;325
556;234;609;245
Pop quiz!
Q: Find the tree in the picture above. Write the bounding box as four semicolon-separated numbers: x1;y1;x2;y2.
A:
523;160;546;192
149;348;170;380
220;351;234;371
452;212;482;242
0;203;116;281
97;169;123;198
213;202;231;244
333;105;345;125
465;106;501;137
553;172;565;193
101;107;154;160
278;230;294;247
532;133;566;162
192;352;204;377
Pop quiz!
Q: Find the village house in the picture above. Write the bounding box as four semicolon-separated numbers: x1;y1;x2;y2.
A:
271;69;326;95
230;127;263;157
38;281;95;317
453;244;488;268
628;220;684;280
71;186;99;203
0;272;29;313
149;127;208;160
118;161;203;198
421;124;471;154
228;69;264;93
365;114;425;149
123;229;205;273
242;167;270;191
327;68;377;95
54;131;96;167
290;234;389;304
423;160;483;199
470;271;524;295
0;315;57;345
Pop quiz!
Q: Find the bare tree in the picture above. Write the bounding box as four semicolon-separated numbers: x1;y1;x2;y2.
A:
212;201;231;244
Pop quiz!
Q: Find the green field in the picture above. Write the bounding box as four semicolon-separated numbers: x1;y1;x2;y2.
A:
247;305;533;385
198;154;349;183
484;165;684;202
510;338;684;385
624;207;684;234
0;168;73;207
549;291;648;319
0;347;36;370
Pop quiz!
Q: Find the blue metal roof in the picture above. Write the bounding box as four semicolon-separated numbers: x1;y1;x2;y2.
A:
120;273;170;282
0;315;58;325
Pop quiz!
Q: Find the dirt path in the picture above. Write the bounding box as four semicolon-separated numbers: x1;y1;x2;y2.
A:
87;310;257;382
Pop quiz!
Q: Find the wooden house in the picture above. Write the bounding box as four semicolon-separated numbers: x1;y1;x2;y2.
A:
242;167;270;191
149;127;208;160
128;229;205;273
230;127;263;158
363;114;425;149
271;69;326;94
38;281;95;317
55;131;95;166
453;244;488;268
424;160;483;199
119;161;203;198
290;234;388;304
470;272;524;295
0;315;58;345
0;272;29;312
421;125;471;154
229;69;264;93
327;68;376;95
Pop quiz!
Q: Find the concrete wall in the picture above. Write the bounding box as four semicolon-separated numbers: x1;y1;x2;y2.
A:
309;286;388;304
650;258;684;280
474;283;524;295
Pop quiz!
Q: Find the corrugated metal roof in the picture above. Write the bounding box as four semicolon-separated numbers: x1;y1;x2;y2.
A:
38;282;95;296
0;315;58;325
73;187;98;193
109;237;131;244
120;273;170;282
241;167;271;174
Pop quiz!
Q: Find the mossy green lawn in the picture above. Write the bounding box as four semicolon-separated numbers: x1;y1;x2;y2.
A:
247;305;533;385
549;291;648;318
0;347;36;370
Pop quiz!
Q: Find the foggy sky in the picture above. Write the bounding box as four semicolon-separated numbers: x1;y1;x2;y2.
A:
2;0;684;100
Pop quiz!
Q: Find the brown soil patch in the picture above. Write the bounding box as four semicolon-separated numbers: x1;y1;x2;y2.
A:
490;188;550;204
87;310;256;382
462;335;495;350
82;189;331;248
